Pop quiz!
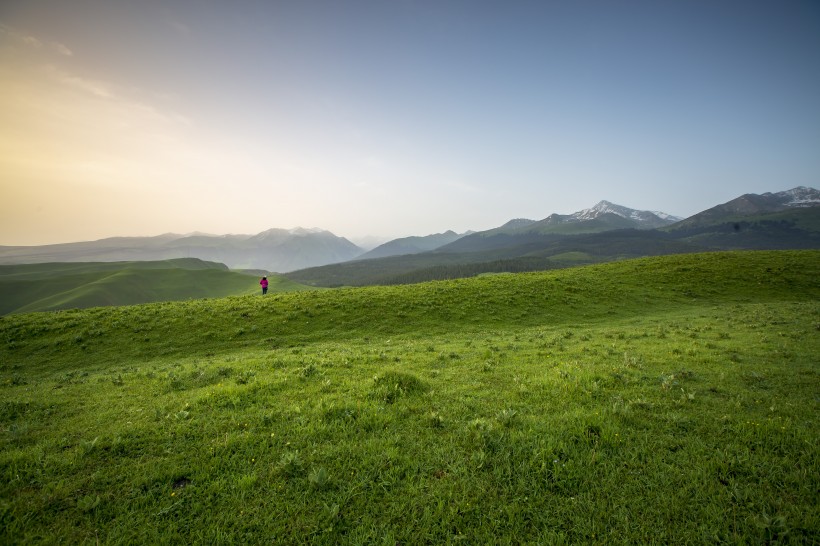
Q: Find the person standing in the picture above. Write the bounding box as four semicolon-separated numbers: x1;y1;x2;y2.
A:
260;276;269;295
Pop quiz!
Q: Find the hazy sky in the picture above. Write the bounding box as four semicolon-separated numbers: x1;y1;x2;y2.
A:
2;1;819;246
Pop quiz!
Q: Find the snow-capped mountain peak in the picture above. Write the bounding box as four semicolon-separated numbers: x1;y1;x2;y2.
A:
715;186;820;216
571;201;681;226
777;186;820;207
288;227;328;236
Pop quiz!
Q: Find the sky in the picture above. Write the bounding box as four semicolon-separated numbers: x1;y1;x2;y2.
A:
1;0;819;247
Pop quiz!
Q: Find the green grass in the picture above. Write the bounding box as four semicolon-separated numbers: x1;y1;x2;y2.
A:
1;250;818;543
546;251;594;264
0;259;314;315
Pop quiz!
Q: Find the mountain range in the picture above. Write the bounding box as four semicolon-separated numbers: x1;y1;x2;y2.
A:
284;186;820;286
1;187;818;277
480;200;683;237
357;230;470;260
0;227;361;272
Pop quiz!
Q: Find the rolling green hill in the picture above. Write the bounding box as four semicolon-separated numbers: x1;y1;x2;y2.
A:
0;259;314;315
1;251;818;543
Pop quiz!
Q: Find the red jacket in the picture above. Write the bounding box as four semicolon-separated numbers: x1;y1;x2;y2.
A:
260;278;269;288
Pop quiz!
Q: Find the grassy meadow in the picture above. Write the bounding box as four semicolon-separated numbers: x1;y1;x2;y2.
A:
0;259;313;315
1;250;818;544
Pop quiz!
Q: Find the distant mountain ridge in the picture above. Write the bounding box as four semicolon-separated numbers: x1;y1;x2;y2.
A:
668;186;820;230
284;187;820;287
357;230;469;260
474;201;680;240
0;228;364;272
532;200;683;231
436;200;681;254
574;200;683;226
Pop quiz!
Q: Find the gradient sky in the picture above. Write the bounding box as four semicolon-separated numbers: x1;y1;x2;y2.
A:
2;0;819;246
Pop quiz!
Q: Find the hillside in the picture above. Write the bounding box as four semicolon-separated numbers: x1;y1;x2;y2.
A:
5;251;816;361
663;205;820;249
669;186;820;229
1;250;818;543
0;259;314;315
